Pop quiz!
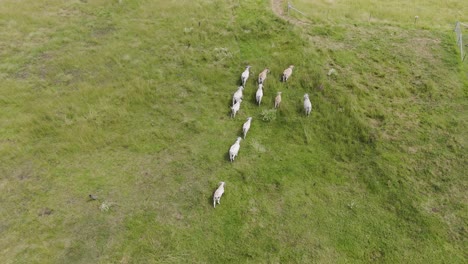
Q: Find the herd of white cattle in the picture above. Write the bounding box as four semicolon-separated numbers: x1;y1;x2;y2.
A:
214;65;314;208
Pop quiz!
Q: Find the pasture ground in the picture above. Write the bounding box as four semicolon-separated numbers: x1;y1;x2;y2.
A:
0;0;466;263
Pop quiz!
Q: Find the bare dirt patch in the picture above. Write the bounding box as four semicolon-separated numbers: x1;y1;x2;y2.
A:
271;0;285;17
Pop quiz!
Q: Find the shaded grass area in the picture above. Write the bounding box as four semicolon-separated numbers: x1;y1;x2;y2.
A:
0;0;466;263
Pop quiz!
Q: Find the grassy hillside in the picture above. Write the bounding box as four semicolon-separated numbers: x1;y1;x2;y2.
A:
0;0;466;263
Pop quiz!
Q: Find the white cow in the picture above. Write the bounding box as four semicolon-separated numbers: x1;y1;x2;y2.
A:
213;182;225;208
229;137;242;162
282;65;294;82
256;84;264;105
242;117;252;139
241;66;251;87
304;93;312;116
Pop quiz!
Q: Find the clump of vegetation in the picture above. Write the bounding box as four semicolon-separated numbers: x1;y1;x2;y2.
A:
99;201;117;212
260;109;277;122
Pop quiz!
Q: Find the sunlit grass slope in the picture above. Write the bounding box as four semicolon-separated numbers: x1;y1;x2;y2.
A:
0;0;466;263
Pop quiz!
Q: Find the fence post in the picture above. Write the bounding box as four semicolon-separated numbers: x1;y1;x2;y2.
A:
455;22;464;61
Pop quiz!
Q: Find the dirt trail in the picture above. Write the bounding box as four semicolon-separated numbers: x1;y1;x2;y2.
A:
270;0;311;26
271;0;285;17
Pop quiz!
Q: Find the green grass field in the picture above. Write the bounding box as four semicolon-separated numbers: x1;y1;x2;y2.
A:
1;0;466;263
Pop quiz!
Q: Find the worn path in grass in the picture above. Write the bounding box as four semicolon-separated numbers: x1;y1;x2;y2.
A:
271;0;310;25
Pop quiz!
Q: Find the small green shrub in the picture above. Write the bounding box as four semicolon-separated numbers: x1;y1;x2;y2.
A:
260;109;277;122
